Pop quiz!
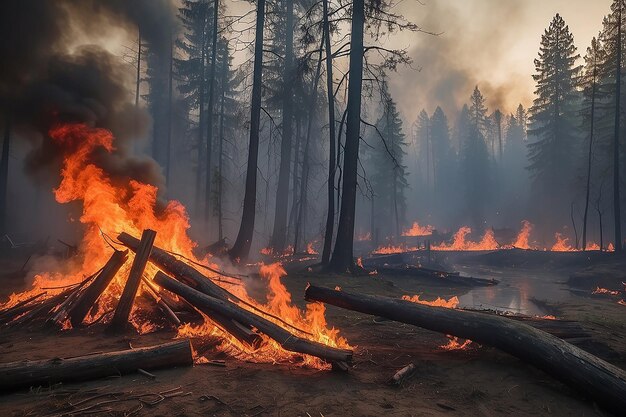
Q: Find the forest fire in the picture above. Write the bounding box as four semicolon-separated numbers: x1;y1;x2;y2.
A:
371;243;419;255
0;123;351;369
401;221;434;237
432;226;499;251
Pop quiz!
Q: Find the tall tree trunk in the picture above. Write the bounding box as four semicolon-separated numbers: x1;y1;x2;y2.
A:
328;0;365;272
287;117;302;242
614;3;623;253
0;114;10;235
205;0;219;225
165;37;174;187
228;0;266;261
495;110;502;162
195;16;208;215
583;56;597;251
294;35;324;254
217;45;227;241
134;27;142;155
270;0;295;252
321;0;337;265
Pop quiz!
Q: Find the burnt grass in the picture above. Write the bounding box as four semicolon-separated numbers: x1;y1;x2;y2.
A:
0;250;625;416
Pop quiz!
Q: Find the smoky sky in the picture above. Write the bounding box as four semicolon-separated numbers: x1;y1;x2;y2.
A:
0;0;177;188
386;0;611;122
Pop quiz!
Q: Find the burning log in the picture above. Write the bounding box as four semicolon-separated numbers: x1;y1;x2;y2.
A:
117;232;231;301
0;292;46;324
141;276;181;326
305;285;626;414
0;339;193;391
374;265;498;287
109;230;156;332
154;271;353;365
68;249;129;327
117;231;259;346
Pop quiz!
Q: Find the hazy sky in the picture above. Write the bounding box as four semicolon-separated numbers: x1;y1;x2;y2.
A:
222;0;615;124
386;0;613;121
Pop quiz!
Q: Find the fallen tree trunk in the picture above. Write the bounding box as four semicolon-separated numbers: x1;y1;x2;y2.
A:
154;271;352;364
69;249;128;327
305;285;626;414
117;232;259;347
0;339;193;390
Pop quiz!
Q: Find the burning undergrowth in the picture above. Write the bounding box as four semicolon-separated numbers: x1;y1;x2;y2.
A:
1;123;351;370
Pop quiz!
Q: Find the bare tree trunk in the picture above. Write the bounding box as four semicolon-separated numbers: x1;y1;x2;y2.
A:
571;202;579;249
134;27;142;155
613;3;623;253
165;36;174;187
287;117;301;242
328;0;365;272
321;0;337;265
217;45;227;241
583;55;597;251
0;113;10;235
229;0;266;261
270;0;295;252
195;14;208;215
204;0;219;225
294;34;324;254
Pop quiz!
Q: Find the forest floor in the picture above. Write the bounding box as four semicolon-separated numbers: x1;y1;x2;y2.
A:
0;250;625;416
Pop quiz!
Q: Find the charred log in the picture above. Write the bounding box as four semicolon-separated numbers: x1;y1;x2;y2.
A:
68;249;128;327
117;232;259;346
109;230;156;332
305;285;626;414
0;339;193;391
154;271;353;364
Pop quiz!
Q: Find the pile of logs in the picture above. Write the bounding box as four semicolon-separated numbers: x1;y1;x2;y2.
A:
0;230;353;369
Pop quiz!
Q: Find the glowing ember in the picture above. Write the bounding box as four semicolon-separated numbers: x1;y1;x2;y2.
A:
356;257;363;268
618;300;626;306
402;294;460;308
356;232;371;241
537;315;557;320
592;287;621;296
0;123;350;369
402;221;434;237
432;227;499;251
440;336;472;351
306;242;319;255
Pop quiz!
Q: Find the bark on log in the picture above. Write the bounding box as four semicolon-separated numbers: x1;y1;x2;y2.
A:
69;250;128;327
154;271;352;364
141;276;181;326
117;232;259;346
109;230;156;332
304;285;626;414
117;232;231;301
0;339;193;390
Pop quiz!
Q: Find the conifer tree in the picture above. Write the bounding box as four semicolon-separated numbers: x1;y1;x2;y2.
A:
527;13;581;221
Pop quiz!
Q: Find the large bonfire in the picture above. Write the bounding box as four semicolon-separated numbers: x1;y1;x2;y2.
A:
1;123;350;369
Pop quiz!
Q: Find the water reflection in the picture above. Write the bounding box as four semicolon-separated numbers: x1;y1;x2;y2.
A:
455;265;568;316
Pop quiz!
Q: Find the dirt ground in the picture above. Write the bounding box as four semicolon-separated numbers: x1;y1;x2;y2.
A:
1;251;625;417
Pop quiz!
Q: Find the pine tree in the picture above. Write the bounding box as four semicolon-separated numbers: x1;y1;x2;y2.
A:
461;87;491;229
580;36;605;250
599;0;626;251
415;109;431;190
369;93;409;238
527;13;581;221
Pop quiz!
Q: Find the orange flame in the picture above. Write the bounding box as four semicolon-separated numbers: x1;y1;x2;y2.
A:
306;242;319;255
1;123;349;368
372;243;418;255
432;227;499;251
550;233;575;252
402;294;459;308
440;336;472;351
512;220;533;249
402;221;434;237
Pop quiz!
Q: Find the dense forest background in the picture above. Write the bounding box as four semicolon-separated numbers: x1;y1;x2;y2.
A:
1;0;625;269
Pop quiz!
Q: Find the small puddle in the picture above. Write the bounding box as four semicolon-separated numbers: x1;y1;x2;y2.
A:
454;265;569;316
